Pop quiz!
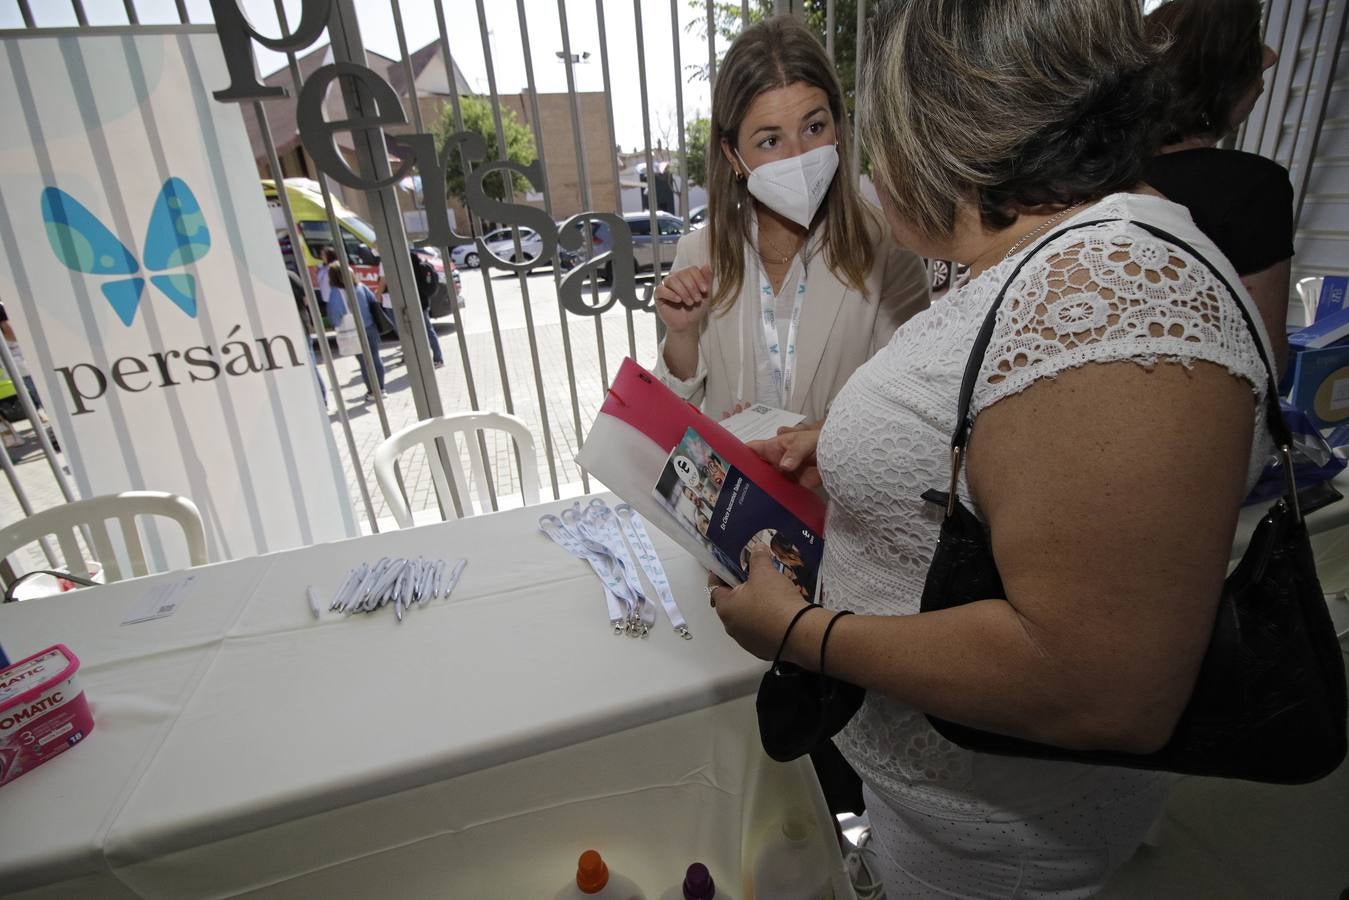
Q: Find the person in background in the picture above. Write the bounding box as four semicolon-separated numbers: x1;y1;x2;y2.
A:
409;249;446;369
326;263;386;401
652;16;929;425
0;302;42;418
1145;0;1292;371
289;273;328;410
715;0;1279;893
0;301;48;450
316;246;338;312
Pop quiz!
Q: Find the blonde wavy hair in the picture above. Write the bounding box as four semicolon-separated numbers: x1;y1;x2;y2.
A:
706;15;876;313
859;0;1168;241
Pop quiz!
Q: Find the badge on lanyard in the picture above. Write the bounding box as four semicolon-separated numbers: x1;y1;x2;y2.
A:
759;267;807;409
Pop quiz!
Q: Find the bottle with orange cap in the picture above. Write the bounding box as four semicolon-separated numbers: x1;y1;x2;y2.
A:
556;849;646;900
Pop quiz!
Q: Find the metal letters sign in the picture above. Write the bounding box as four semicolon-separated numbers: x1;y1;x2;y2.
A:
208;0;641;315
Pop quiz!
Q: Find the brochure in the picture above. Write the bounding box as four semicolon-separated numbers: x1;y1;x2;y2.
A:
576;358;827;587
653;426;823;602
719;403;807;442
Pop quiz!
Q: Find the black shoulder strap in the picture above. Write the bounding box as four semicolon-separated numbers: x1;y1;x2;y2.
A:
950;218;1288;451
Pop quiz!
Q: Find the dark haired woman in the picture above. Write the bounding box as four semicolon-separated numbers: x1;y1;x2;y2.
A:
1146;0;1291;369
652;16;928;422
712;0;1281;893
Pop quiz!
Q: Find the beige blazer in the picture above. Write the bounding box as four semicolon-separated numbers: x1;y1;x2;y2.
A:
653;205;930;423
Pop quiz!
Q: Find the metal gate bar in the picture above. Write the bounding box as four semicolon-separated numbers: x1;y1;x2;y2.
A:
1289;1;1348;225
592;0;641;376
515;0;591;496
671;0;690;224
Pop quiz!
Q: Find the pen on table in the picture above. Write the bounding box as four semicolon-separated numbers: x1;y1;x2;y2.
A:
444;559;467;599
306;586;323;620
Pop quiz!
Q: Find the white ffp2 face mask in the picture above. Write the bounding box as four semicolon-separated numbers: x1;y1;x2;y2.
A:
737;143;839;228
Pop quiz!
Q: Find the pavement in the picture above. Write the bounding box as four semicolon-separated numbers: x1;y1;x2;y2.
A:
0;266;661;567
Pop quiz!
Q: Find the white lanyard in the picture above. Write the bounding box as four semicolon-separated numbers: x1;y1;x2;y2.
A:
758;265;807;408
539;512;631;632
574;500;654;637
615;504;691;639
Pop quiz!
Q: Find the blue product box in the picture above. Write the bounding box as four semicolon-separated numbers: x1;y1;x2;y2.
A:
1326;422;1349;451
1289;303;1349;352
1314;275;1349;322
1289;343;1349;429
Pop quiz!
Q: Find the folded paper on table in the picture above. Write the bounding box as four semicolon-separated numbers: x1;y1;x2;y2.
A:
576;359;826;585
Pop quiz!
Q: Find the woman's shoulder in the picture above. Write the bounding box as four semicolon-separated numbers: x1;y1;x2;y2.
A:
1146;149;1292;227
968;194;1268;413
674;224;712;264
1148;147;1290;186
855;199;890;248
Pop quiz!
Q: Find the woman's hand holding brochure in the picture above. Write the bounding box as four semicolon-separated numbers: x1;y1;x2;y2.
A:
710;544;813;661
747;423;824;490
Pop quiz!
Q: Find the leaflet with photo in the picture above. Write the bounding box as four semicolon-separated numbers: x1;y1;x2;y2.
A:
653;426;823;602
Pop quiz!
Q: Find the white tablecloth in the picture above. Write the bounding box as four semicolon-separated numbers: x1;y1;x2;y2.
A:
5;474;1346;899
0;497;851;899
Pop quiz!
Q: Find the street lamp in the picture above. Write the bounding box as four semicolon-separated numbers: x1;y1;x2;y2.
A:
556;50;594;221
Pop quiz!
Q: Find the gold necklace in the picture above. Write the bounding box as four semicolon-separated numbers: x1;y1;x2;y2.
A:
1002;202;1087;261
756;230;802;266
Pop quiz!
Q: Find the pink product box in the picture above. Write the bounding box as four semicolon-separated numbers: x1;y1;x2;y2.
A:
0;645;94;787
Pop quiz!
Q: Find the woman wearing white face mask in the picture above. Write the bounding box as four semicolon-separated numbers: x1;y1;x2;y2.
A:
653;16;929;425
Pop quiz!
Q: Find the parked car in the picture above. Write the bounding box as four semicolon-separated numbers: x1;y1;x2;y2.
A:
688;205;708;228
450;227;544;267
482;226;543;265
558;212;684;282
449;242;480;269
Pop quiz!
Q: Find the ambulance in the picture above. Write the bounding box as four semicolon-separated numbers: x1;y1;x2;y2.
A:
263;179;383;292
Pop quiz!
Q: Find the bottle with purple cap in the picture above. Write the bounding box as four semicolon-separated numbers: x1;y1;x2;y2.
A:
659;862;734;900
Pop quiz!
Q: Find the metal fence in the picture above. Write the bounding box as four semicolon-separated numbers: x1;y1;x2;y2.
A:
2;0;1343;549
1240;0;1349;284
0;0;872;539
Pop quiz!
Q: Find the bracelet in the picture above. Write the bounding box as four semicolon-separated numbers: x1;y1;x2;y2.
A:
819;610;854;678
770;603;820;671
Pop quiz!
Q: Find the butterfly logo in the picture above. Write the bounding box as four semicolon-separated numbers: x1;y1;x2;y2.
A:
41;177;211;327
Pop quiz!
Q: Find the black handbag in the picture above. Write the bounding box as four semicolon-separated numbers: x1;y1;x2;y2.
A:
757;605;866;762
920;219;1348;784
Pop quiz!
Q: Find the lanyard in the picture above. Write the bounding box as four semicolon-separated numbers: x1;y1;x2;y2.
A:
758;265;807;408
573;500;652;635
539;512;631;632
615;503;691;639
569;504;652;636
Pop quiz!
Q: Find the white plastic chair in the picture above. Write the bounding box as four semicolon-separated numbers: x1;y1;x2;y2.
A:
1294;276;1323;329
0;491;209;590
373;412;541;527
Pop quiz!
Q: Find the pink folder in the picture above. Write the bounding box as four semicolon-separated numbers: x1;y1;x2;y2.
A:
600;358;826;534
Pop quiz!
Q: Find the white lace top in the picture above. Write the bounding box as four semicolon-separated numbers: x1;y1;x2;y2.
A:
817;194;1274;818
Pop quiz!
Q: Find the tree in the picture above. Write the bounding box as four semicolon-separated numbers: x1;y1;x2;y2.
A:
801;0;873;121
429;95;537;202
685;0;874;120
683;116;712;187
